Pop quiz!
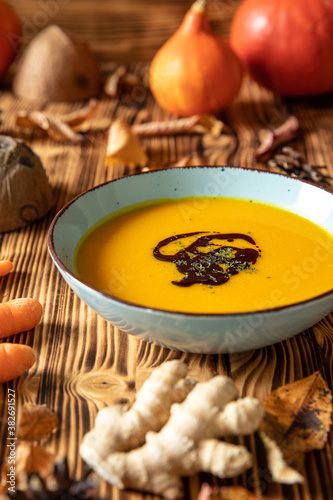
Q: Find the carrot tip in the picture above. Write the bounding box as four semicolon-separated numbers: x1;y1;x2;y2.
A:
0;343;36;384
0;298;43;339
0;260;14;277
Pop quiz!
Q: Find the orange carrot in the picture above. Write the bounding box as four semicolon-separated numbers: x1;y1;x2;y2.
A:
0;343;36;383
0;260;13;277
0;298;43;339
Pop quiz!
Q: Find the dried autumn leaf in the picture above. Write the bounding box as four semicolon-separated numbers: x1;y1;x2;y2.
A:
197;483;275;500
16;442;55;479
16;110;82;141
105;117;148;167
259;432;303;484
15;98;100;141
255;115;300;162
260;372;332;473
104;65;141;99
104;65;127;98
62;98;99;128
18;403;59;442
104;66;147;107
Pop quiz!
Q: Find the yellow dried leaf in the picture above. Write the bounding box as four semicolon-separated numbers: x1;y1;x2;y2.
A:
260;372;332;470
18;403;59;442
105;118;148;166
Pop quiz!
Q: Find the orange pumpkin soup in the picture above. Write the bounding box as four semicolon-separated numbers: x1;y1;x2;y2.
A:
74;197;333;313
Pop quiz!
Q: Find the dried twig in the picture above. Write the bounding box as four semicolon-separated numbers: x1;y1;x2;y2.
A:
132;114;224;137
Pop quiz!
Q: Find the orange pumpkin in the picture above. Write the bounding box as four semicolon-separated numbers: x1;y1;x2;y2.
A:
230;0;333;96
149;0;243;117
0;0;21;78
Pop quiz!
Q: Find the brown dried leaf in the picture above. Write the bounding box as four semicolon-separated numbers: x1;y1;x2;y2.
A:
104;65;127;98
197;483;276;500
105;117;148;167
260;372;332;472
255;116;300;162
132;114;224;137
15;99;100;141
16;110;83;141
62;98;99;128
104;66;146;105
18;403;59;442
16;442;55;479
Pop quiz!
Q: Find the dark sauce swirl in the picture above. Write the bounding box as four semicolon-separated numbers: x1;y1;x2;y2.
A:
153;231;261;287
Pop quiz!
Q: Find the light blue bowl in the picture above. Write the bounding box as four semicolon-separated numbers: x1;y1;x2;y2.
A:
47;166;333;353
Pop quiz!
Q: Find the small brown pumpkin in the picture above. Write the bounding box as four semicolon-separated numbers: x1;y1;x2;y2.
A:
149;0;243;117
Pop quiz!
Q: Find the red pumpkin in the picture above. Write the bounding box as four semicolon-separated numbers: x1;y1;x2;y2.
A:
230;0;333;96
0;0;21;78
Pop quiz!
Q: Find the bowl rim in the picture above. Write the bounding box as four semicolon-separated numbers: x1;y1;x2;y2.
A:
47;165;333;318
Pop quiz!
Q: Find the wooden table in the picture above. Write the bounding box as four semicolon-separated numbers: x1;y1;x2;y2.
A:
1;3;333;500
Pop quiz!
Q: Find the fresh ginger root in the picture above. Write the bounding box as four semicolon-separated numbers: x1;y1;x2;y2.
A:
80;360;195;464
81;367;264;499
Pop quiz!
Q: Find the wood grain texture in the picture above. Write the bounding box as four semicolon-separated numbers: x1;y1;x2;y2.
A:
0;2;333;498
7;0;239;62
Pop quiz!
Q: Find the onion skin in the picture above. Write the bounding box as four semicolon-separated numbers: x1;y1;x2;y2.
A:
149;0;243;117
230;0;333;96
